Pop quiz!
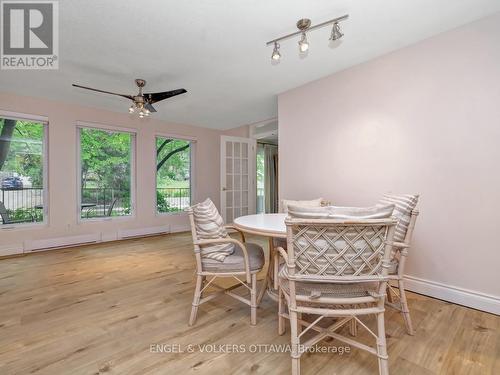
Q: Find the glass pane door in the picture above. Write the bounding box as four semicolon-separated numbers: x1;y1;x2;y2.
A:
221;136;255;223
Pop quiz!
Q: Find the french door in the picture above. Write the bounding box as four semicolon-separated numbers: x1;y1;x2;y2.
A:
220;136;256;223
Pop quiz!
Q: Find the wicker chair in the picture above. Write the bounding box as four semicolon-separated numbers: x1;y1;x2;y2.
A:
272;199;331;289
85;198;118;218
277;217;397;375
386;209;419;335
186;209;265;326
0;201;34;224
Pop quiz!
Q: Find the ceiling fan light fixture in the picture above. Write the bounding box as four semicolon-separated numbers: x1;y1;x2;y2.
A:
72;79;187;118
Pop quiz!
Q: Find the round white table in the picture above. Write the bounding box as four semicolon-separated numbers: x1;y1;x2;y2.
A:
233;213;287;302
233;213;287;238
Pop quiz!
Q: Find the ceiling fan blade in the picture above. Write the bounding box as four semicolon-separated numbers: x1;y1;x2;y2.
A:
144;89;187;104
144;102;157;113
72;84;134;100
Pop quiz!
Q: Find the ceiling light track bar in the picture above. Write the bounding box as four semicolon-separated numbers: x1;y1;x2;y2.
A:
266;14;349;45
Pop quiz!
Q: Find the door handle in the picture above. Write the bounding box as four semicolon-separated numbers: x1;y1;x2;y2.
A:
222;187;227;191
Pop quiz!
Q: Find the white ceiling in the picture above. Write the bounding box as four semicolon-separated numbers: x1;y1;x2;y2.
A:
1;0;499;129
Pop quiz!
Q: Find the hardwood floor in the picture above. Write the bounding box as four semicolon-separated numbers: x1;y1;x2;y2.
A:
0;232;498;375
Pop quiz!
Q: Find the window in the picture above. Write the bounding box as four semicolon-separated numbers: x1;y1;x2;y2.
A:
78;126;134;219
156;136;192;213
0;116;47;225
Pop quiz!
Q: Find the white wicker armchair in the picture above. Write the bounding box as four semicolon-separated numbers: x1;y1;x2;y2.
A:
277;217;397;375
386;209;419;335
186;209;265;326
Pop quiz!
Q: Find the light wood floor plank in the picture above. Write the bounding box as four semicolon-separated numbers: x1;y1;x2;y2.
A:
0;232;498;374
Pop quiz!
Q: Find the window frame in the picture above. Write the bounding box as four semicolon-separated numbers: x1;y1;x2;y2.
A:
76;121;137;223
0;110;49;230
154;132;196;216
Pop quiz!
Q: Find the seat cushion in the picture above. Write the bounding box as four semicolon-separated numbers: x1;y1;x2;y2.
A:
281;198;324;213
190;198;234;261
279;268;379;299
287;203;395;220
201;242;265;273
377;193;419;242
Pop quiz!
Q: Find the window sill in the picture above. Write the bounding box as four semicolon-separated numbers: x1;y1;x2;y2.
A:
156;211;187;217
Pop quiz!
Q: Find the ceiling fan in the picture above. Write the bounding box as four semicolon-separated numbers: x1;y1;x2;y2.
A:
72;79;187;118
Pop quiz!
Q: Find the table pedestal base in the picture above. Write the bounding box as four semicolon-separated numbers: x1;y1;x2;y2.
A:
257;237;280;304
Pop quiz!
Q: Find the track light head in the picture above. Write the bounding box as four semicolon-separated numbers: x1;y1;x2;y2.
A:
298;32;309;53
329;22;343;41
271;42;281;61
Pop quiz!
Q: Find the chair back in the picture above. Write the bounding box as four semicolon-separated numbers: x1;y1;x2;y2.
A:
0;201;11;224
185;207;204;272
106;198;118;217
401;209;419;246
284;217;397;283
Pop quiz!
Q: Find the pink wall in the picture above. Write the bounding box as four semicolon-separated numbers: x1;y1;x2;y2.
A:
0;93;223;252
278;14;500;310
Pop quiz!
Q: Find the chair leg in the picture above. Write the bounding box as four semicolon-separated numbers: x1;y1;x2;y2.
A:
297;312;302;335
376;312;389;375
398;279;414;335
386;285;393;303
278;287;285;335
349;317;358;336
250;273;257;326
189;275;203;326
290;310;301;375
292;358;300;375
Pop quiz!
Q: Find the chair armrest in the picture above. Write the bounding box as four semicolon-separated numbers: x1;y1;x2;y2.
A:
194;237;251;283
224;224;246;242
276;246;291;266
393;241;410;249
86;207;96;219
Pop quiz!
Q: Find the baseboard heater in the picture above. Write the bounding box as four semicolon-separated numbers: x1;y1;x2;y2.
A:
119;225;170;239
24;233;100;252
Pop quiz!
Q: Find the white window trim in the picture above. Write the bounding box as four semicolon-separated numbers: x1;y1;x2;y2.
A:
76;123;136;223
154;134;196;216
0;112;49;230
76;121;137;134
0;109;48;123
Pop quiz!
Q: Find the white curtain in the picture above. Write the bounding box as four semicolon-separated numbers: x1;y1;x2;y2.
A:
264;144;279;213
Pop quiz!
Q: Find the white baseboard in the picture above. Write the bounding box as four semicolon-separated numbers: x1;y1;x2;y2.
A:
0;243;23;257
404;275;500;315
0;225;178;256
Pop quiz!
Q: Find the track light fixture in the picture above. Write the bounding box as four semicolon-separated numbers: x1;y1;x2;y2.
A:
271;42;281;61
330;22;343;41
267;14;348;62
298;32;309;53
